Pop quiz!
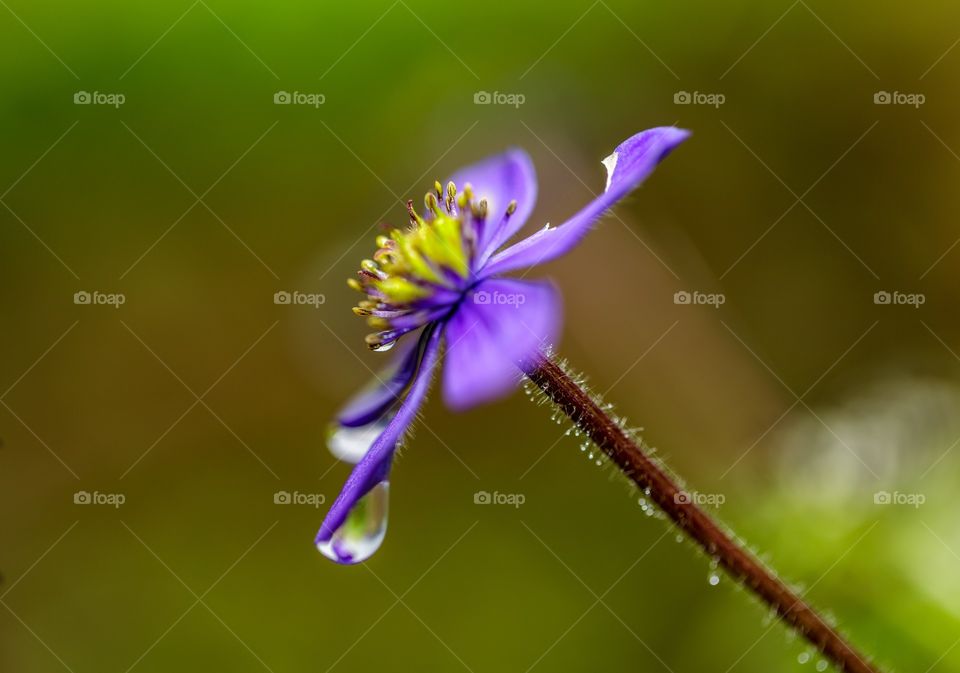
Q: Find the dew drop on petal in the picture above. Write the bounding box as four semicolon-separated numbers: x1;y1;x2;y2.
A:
317;481;389;564
371;340;397;352
815;660;828;672
327;421;386;464
798;652;811;665
708;572;720;586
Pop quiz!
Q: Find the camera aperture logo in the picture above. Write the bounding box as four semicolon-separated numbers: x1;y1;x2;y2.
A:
273;91;325;108
473;90;525;108
274;290;326;308
74;490;126;508
473;289;525;308
74;290;126;308
74;91;125;108
273;490;326;508
873;490;925;508
674;490;725;507
674;90;725;108
673;290;725;308
873;91;925;108
474;490;526;508
873;290;924;308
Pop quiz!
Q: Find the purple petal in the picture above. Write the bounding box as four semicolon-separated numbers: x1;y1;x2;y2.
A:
479;127;689;277
443;278;561;411
317;324;443;548
336;328;426;428
447;148;537;264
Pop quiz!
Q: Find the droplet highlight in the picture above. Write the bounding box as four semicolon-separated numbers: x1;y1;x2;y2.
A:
317;481;389;564
327;421;386;464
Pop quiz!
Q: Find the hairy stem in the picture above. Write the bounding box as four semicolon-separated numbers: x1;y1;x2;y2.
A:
526;355;879;673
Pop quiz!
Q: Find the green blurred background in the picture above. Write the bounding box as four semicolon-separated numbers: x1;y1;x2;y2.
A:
2;1;960;671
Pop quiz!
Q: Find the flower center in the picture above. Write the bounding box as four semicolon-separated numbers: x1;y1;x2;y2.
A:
349;180;516;350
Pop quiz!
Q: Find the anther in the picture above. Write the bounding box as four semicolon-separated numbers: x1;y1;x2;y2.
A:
406;200;424;226
425;191;441;215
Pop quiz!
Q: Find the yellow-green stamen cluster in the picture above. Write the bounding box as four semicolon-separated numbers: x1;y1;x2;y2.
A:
350;180;512;350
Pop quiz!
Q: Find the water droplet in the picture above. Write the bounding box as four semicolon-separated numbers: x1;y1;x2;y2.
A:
674;533;684;543
371;341;396;352
815;660;828;671
708;572;720;586
317;481;389;564
798;652;811;664
594;459;602;466
327;421;386;464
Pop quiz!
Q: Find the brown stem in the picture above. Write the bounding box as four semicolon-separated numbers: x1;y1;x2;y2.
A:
527;355;879;673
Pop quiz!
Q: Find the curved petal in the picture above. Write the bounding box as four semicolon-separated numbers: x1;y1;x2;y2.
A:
317;324;443;549
447;148;537;263
479;127;690;277
443;278;561;411
336;328;428;428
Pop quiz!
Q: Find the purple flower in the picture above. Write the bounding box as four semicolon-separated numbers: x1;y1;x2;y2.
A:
318;127;689;564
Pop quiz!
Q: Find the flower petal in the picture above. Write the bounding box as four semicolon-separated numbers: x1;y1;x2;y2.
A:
443;278;561;411
317;324;443;549
336;328;428;428
447;148;537;263
479;127;689;277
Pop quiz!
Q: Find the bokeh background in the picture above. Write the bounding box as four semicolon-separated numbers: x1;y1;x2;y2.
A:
2;1;960;671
